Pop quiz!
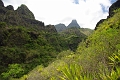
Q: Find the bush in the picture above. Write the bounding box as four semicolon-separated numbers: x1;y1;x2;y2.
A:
1;64;24;79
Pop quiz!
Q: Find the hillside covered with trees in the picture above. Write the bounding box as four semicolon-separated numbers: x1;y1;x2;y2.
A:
1;0;120;80
0;0;92;80
16;0;120;80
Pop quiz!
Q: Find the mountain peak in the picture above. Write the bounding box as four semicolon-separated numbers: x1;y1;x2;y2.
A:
55;23;67;32
72;19;77;23
0;0;4;7
67;19;80;28
16;4;35;19
6;5;14;10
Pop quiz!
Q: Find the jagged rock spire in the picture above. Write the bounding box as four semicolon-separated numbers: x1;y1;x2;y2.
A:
67;19;80;28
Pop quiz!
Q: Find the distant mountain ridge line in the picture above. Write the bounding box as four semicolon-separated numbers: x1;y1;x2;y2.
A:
55;19;80;32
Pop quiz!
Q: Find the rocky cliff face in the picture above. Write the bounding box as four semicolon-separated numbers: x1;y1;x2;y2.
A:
0;0;57;32
109;0;120;17
67;20;80;28
16;4;35;19
95;0;120;30
6;5;14;10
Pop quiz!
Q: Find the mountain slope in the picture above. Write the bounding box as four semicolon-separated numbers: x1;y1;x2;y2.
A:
0;0;67;79
59;27;88;51
23;1;120;80
109;0;120;17
95;0;120;30
0;0;89;79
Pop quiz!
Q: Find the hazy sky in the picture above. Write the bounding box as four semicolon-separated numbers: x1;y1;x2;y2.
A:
2;0;117;29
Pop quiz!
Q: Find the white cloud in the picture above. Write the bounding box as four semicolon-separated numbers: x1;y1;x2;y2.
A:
3;0;113;29
3;0;27;9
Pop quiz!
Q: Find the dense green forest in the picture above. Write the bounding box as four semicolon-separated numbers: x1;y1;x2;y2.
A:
0;0;120;80
0;22;90;79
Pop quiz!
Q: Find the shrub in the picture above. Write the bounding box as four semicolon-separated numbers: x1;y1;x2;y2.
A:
1;64;24;79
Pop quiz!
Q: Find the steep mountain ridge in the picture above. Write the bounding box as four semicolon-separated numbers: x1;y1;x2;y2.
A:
16;4;35;19
109;0;120;17
95;0;120;30
22;0;120;80
0;1;89;79
0;0;56;32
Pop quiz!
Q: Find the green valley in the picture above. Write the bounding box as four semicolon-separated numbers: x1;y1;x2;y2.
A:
0;0;92;79
1;0;120;80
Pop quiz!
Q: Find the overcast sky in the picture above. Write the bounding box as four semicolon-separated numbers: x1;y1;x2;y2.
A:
2;0;117;29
